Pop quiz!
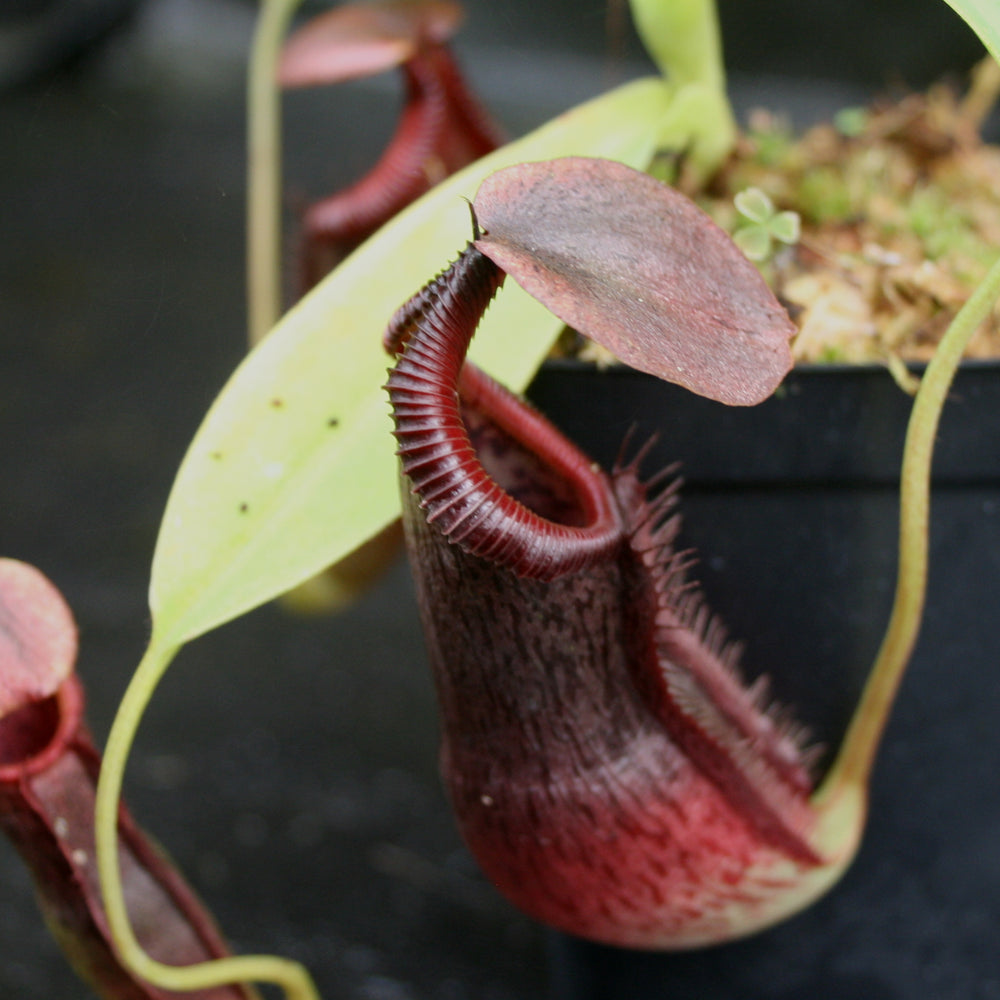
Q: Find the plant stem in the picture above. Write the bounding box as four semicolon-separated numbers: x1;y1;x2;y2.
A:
247;0;301;347
628;0;726;92
94;634;321;1000
627;0;735;184
818;252;1000;804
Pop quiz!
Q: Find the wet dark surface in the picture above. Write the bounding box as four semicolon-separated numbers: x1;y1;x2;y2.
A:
2;2;999;999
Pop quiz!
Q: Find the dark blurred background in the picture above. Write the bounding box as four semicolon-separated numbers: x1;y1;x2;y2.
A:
0;0;988;92
1;2;995;999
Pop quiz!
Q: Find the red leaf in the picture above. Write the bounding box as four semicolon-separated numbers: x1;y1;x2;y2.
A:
473;157;796;405
279;0;464;87
0;559;77;718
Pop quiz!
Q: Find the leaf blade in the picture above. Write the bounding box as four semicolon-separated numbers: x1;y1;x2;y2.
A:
473;157;795;406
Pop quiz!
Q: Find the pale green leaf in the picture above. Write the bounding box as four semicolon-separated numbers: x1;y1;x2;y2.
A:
734;187;774;224
940;0;1000;63
732;225;771;262
770;210;801;245
149;77;672;646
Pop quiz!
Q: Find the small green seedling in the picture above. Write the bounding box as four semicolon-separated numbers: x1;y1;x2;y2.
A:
732;186;801;262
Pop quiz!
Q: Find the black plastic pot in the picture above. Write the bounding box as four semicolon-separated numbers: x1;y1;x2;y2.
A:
526;360;1000;999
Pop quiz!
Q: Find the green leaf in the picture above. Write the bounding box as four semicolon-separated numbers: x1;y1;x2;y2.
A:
732;225;772;262
770;211;801;245
149;77;672;646
734;187;774;224
940;0;1000;63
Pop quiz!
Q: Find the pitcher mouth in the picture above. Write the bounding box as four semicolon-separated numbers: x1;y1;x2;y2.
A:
385;242;624;580
458;362;621;531
0;676;83;781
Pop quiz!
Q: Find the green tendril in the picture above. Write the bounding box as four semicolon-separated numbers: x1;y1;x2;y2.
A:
247;0;301;347
94;634;321;999
819;251;1000;804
